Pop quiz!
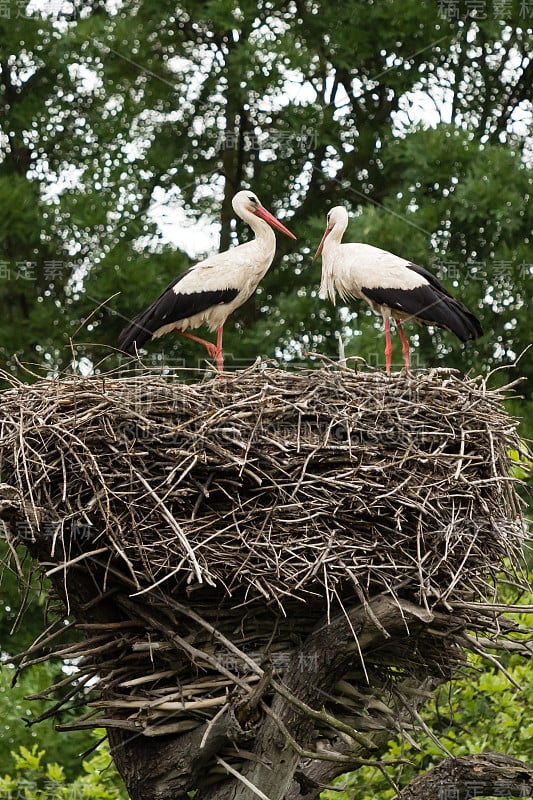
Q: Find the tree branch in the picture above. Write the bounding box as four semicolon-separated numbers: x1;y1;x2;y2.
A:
393;752;533;800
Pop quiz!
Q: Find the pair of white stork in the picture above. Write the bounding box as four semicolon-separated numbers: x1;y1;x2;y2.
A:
118;190;483;373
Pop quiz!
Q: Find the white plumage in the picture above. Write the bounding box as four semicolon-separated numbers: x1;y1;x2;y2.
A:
316;206;483;373
320;241;427;304
150;240;276;338
119;190;296;371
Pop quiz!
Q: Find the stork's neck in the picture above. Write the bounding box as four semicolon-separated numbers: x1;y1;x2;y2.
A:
324;221;346;251
319;222;346;304
245;213;277;248
233;210;277;274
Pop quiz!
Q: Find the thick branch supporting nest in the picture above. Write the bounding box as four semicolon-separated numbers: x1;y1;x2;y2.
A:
393;752;533;799
0;364;529;799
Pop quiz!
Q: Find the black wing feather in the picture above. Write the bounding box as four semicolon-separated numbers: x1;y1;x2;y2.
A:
361;282;483;343
404;261;454;298
118;270;239;354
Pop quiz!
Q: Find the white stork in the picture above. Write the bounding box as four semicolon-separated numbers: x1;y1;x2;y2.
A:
118;190;297;371
315;206;483;374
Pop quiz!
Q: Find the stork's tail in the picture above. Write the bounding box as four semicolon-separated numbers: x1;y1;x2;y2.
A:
440;296;483;343
118;313;153;355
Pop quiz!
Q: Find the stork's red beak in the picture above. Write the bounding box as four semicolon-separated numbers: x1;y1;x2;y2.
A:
313;226;333;260
254;206;297;240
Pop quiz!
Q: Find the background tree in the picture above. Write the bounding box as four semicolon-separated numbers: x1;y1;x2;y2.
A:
0;739;127;799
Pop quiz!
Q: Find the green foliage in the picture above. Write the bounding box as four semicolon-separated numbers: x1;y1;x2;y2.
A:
0;542;44;656
0;548;97;780
0;738;127;799
0;661;95;780
509;446;532;480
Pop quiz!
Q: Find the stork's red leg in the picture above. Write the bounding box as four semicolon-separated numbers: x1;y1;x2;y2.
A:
178;331;218;360
395;319;410;371
178;328;225;373
214;325;224;373
384;317;393;375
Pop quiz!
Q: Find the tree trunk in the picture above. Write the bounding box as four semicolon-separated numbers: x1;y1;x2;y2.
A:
107;596;436;799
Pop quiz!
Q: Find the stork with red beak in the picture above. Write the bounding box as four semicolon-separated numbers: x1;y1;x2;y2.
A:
118;190;296;371
314;206;483;374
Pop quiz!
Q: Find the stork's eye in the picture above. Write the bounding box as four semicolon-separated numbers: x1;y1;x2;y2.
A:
248;195;258;205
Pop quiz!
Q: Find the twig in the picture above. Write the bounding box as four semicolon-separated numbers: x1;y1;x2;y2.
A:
215;756;274;800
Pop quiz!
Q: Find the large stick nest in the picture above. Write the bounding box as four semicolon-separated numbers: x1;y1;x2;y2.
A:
0;364;528;777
